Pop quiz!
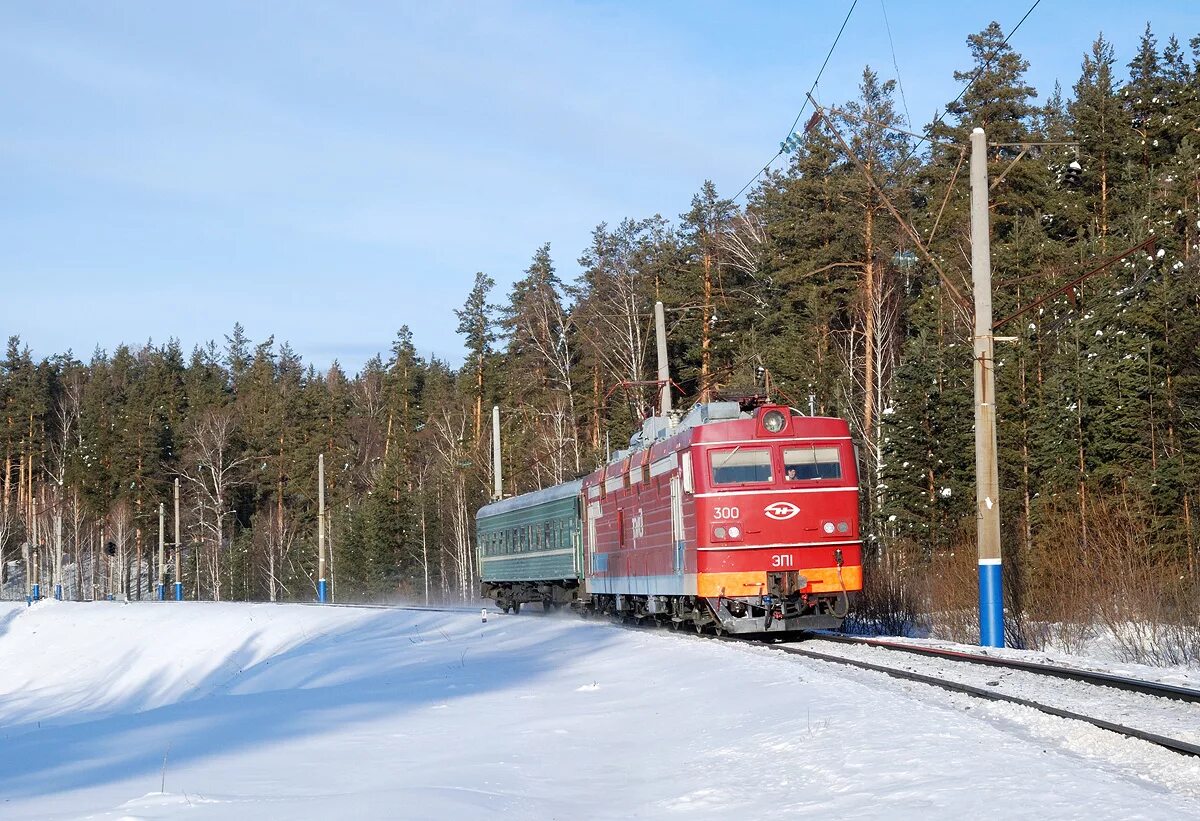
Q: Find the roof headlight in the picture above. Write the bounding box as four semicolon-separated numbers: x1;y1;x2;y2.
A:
762;409;786;433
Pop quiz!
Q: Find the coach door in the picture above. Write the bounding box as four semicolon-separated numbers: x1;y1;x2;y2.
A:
670;475;684;575
586;501;601;575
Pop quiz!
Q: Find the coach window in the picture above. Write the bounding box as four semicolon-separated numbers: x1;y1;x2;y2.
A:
784;446;842;480
710;447;772;484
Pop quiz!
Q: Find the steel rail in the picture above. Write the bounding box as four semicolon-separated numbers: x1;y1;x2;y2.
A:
807;633;1200;703
754;641;1200;757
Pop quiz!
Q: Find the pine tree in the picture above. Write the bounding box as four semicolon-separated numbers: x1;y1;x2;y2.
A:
750;129;857;416
1071;35;1125;240
455;272;496;445
500;244;580;485
673;181;738;402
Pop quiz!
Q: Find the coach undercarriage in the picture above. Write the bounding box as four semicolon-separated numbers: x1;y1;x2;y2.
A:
578;591;851;634
481;580;579;614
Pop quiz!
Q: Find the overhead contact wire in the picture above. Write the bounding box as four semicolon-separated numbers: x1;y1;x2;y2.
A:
732;0;858;202
901;0;1042;163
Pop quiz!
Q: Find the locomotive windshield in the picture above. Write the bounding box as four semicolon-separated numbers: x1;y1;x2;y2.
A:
710;447;773;484
783;446;842;480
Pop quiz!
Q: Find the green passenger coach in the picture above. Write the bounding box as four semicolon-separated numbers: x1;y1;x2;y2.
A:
476;478;585;613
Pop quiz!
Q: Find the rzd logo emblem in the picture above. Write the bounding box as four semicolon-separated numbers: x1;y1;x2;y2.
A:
764;501;800;520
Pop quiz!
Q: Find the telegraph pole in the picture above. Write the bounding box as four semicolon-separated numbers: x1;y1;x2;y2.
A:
970;127;1004;648
317;453;327;603
174;477;183;600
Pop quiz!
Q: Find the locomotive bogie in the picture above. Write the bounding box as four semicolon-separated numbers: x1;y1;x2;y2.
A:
483;580;579;613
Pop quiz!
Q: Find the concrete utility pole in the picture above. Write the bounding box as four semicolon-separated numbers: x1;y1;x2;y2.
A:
31;497;39;601
174;477;183;601
157;503;166;601
317;453;327;603
655;301;672;416
492;405;502;501
54;499;63;595
970;127;1005;648
54;502;63;600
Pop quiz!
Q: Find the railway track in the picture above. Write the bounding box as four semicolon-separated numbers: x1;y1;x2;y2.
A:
809;632;1200;702
746;633;1200;758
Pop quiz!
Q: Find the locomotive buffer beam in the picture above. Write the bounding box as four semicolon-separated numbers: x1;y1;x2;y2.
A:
712;569;846;632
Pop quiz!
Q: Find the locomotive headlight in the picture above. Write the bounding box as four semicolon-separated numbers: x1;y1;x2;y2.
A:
727;525;741;539
714;526;727;539
822;521;836;534
837;521;849;533
762;409;787;433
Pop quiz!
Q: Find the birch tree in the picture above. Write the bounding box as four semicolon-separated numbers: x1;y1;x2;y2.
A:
179;407;250;600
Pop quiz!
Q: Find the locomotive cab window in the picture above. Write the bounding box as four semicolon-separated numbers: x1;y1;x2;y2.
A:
784;446;842;480
710;447;773;484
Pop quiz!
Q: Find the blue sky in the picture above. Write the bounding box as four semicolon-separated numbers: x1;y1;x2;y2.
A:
3;1;1196;374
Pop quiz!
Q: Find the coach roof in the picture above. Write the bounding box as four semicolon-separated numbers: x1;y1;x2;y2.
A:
476;478;585;520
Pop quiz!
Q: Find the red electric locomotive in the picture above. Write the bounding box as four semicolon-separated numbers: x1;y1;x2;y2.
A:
579;400;862;633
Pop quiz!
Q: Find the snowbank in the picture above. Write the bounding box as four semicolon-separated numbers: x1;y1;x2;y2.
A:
1;601;1197;819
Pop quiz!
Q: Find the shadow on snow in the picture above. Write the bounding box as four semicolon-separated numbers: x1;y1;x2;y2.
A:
0;609;613;800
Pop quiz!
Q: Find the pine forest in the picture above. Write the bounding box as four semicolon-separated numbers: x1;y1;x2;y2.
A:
4;23;1200;658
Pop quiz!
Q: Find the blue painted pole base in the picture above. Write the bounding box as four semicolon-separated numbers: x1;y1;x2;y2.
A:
978;560;1005;648
55;584;62;601
317;578;328;603
31;584;40;601
157;584;165;601
174;582;184;601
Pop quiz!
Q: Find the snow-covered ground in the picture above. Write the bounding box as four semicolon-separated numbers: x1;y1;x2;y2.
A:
1;601;1198;819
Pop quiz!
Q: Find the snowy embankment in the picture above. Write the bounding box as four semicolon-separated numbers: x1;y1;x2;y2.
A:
1;601;1199;820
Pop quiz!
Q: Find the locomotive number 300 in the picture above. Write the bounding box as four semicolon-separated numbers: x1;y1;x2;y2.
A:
712;506;740;520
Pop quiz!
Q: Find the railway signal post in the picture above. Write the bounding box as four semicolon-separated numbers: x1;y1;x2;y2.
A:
970;127;1005;648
